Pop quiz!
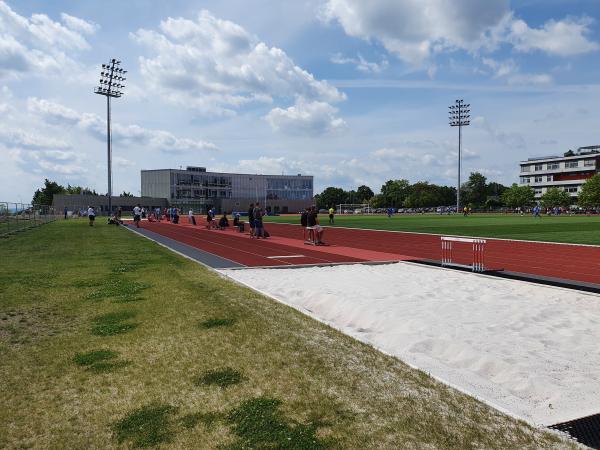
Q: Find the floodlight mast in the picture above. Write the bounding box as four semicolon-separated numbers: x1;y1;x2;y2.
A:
448;99;470;213
94;58;126;215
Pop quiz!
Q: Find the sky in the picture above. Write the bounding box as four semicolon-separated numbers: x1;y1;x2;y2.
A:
1;0;600;202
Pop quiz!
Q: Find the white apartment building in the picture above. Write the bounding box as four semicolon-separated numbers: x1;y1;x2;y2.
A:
519;146;600;200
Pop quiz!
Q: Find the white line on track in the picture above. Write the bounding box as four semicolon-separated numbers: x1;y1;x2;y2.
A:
267;255;306;259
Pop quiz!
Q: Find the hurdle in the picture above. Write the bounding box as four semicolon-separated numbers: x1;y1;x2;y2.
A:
441;236;486;272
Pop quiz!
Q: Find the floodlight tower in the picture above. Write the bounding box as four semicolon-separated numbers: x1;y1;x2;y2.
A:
449;99;470;213
94;59;126;215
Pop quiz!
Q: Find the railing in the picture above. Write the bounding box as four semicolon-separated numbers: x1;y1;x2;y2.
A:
0;202;58;238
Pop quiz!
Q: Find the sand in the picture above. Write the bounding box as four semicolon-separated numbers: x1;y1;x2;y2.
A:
220;262;600;425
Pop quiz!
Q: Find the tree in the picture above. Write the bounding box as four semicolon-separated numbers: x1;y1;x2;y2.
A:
380;179;410;207
462;172;488;206
32;179;65;205
540;187;572;209
356;185;374;203
120;191;134;197
501;184;535;209
315;187;347;209
369;194;386;208
578;174;600;208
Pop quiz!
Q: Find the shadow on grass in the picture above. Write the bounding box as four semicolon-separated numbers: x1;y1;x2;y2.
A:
91;310;138;336
113;403;178;448
194;367;245;388
73;349;130;373
198;318;237;329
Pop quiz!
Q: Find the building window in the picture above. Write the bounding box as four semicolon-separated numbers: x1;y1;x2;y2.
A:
546;175;553;182
565;161;579;168
584;159;595;167
565;187;578;193
534;164;543;171
534;189;542;195
547;163;559;170
534;176;543;183
521;165;531;172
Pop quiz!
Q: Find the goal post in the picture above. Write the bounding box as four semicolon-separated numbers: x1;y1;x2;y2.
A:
336;204;372;215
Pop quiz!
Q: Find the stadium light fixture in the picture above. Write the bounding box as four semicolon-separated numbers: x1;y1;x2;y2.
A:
448;99;470;213
94;58;126;215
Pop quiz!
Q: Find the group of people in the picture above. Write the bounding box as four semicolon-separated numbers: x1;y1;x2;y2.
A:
205;208;232;230
300;206;325;245
247;202;268;238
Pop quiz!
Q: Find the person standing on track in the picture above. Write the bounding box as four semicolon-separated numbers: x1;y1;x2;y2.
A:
308;205;324;245
253;202;265;239
328;206;335;224
188;208;196;225
133;204;141;228
248;203;255;237
301;207;309;241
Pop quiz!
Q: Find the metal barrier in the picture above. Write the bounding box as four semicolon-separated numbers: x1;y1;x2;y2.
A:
0;202;58;238
441;236;486;272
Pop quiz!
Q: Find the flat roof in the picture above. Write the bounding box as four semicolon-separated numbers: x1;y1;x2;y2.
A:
141;168;313;178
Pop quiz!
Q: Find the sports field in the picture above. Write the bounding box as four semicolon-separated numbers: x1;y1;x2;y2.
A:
265;213;600;245
0;220;574;449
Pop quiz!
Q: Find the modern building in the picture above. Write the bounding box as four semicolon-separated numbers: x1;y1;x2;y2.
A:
519;146;600;200
52;194;168;215
141;166;313;214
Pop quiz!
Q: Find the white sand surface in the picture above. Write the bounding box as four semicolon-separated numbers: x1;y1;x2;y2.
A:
220;262;600;425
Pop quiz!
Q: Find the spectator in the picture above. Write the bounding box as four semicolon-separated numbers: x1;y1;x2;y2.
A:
301;207;309;241
307;206;324;244
188;209;196;225
206;211;215;229
133;204;142;228
253;202;265;239
172;207;180;224
328;206;335;224
87;205;95;227
117;206;122;221
141;207;146;219
218;212;230;229
63;206;68;220
248;203;255;237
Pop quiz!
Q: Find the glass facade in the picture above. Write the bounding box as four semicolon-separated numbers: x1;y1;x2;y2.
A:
265;177;313;200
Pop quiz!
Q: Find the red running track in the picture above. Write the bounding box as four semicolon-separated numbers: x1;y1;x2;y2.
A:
136;221;412;267
262;222;600;285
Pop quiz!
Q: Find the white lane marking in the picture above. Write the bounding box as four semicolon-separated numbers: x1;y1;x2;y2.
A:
267;255;306;259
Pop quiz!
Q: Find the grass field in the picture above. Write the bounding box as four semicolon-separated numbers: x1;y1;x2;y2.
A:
0;220;574;449
265;213;600;245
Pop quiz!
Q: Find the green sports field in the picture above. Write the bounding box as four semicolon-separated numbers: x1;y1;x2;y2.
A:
265;213;600;245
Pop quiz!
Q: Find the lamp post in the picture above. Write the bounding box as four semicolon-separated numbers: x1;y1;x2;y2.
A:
449;99;470;213
94;59;126;215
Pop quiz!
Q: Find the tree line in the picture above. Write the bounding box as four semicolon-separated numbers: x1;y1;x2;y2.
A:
315;172;600;209
31;179;133;205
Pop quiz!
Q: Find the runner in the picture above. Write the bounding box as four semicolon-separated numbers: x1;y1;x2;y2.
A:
87;205;95;227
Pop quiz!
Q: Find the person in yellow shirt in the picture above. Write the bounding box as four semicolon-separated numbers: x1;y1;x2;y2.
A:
328;206;335;224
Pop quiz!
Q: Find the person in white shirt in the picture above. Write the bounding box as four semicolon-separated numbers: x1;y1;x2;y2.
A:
87;206;95;227
133;204;142;228
188;209;196;225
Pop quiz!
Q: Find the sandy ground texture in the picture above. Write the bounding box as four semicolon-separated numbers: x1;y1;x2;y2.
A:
220;262;600;426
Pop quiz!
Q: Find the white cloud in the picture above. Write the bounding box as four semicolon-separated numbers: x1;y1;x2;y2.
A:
331;52;388;73
130;10;345;117
0;1;97;78
482;57;517;78
60;13;99;35
0;125;70;150
472;116;526;149
320;1;599;68
508;17;599;56
507;73;552;85
265;97;347;135
27;97;218;153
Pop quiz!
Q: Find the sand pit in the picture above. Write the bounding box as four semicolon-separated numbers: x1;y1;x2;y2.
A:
220;262;600;425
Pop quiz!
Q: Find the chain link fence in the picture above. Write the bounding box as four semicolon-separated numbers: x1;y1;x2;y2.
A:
0;202;59;238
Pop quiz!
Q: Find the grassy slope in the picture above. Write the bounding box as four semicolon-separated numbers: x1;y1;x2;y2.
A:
0;220;573;449
265;213;600;245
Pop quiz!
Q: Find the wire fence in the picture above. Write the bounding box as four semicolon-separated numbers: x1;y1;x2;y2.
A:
0;202;59;238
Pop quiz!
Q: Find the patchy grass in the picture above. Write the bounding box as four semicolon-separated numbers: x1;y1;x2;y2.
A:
73;349;129;373
84;277;150;303
91;310;138;336
194;368;245;388
199;318;237;329
0;220;576;449
112;404;178;448
225;397;329;449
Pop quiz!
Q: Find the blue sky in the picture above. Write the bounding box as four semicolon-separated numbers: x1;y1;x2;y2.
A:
2;0;600;202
